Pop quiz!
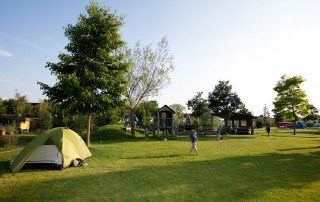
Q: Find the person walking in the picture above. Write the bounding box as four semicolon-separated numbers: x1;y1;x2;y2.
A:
189;130;199;155
216;126;222;140
266;122;271;137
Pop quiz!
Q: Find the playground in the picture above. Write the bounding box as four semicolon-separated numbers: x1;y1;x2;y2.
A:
0;125;319;201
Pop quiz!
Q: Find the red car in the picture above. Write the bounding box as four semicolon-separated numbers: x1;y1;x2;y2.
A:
277;122;291;128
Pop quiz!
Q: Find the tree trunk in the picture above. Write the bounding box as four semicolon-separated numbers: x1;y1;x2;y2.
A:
130;109;136;137
293;109;296;135
224;116;229;134
86;113;92;147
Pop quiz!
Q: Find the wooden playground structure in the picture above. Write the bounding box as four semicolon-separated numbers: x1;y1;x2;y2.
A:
153;105;176;139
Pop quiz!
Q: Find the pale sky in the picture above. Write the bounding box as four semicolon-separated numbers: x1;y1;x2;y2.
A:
1;0;319;116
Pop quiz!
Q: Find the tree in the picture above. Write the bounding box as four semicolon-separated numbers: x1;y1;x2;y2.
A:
255;116;264;129
303;104;320;121
135;100;159;126
272;108;283;123
208;80;242;134
170;103;186;125
0;98;6;115
38;2;130;146
263;104;270;120
273;75;309;135
187;92;209;119
124;37;174;136
93;106;123;128
237;103;252;115
34;100;53;130
3;92;33;123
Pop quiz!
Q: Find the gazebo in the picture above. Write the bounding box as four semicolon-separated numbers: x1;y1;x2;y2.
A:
153;105;176;139
229;113;255;134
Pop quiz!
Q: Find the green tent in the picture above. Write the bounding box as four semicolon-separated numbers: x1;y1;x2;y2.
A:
10;127;92;173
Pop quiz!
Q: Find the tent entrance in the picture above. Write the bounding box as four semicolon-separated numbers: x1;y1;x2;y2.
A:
24;145;63;170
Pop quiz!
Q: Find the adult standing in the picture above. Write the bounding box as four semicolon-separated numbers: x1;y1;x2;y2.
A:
266;122;271;137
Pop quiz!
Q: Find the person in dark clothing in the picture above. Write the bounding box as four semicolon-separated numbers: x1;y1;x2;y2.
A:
189;130;199;155
266;122;271;137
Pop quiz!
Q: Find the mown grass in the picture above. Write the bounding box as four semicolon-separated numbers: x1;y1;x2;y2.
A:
0;125;319;201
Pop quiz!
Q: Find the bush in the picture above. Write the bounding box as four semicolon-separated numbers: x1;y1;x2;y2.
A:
0;135;18;147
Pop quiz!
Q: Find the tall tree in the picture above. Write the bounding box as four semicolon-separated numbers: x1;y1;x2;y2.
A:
124;37;174;136
38;2;130;146
208;80;242;134
273;75;309;135
263;104;270;123
34;100;53;130
187;92;208;119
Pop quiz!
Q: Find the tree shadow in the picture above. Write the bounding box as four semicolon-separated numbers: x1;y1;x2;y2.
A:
278;146;320;152
2;150;320;201
120;154;183;160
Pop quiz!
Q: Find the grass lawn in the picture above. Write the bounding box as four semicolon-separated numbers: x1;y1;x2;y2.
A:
0;125;319;201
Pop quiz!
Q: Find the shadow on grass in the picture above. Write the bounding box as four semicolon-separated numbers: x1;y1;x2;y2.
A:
272;129;320;136
270;134;319;139
120;154;183;160
2;149;320;201
0;160;11;176
278;146;320;151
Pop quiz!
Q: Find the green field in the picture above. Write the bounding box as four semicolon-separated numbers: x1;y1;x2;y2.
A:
0;126;319;201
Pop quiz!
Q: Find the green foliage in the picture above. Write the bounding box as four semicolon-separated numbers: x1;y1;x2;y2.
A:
211;116;222;130
303;104;320;121
34;100;53;130
199;111;213;127
38;2;130;145
187;91;209;119
237;103;252;115
0;133;37;148
255;116;264;128
208;81;242;118
263;104;270;120
273;75;309;134
51;104;87;134
3;92;33;123
135;100;158;126
208;80;243;133
272;108;283;123
0;123;18;147
93;107;123;129
169;103;186;125
0;98;6;115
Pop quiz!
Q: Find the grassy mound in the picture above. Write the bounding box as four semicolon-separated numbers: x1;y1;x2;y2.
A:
91;124;135;141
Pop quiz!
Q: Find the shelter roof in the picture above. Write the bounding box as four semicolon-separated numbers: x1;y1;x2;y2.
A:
154;105;175;114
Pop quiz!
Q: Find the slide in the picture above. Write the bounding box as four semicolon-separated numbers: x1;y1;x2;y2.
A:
134;116;146;129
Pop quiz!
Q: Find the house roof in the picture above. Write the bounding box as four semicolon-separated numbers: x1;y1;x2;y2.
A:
155;105;175;114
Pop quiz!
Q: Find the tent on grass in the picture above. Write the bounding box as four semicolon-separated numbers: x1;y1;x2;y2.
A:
290;121;308;129
10;127;92;173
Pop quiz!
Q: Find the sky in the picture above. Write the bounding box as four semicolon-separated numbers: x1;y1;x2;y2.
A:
1;0;320;116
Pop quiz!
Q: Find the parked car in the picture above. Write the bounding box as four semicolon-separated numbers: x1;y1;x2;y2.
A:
277;122;292;128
